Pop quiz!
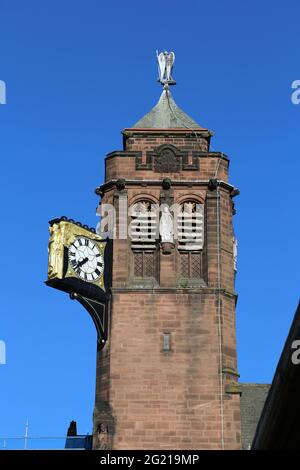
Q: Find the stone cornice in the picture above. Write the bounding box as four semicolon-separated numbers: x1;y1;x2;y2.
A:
105;150;229;161
122;128;211;136
95;179;236;195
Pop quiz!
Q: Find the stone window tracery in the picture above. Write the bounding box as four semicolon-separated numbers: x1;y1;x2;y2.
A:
176;201;204;279
129;201;159;279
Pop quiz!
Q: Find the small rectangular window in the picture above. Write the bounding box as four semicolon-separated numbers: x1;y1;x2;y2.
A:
163;332;171;353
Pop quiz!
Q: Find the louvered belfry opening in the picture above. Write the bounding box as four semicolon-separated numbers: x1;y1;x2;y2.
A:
130;201;159;280
177;201;204;279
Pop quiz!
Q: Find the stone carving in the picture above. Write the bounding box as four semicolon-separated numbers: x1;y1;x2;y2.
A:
96;423;109;450
208;178;218;191
162;178;172;190
116;178;126;191
136;146;199;172
160;206;174;243
154;147;180;173
94;401;115;450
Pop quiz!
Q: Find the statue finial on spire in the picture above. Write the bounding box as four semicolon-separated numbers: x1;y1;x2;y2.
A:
156;50;176;86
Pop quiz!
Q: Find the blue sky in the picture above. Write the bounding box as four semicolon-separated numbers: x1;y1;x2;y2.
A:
0;0;299;447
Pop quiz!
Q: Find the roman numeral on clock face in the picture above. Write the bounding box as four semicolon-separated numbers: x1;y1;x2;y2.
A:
68;236;104;283
71;260;79;271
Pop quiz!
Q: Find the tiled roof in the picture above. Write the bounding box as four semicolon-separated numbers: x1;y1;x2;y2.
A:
240;383;270;449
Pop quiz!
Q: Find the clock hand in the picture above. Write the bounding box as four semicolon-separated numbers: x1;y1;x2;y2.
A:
74;257;89;270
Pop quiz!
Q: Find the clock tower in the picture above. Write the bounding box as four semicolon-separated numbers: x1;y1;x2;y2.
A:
93;55;241;450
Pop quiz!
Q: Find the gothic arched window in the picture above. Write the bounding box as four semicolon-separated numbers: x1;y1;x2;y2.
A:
129;201;159;280
176;201;204;279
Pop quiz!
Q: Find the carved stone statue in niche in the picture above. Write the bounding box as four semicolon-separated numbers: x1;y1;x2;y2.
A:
160;205;174;254
97;423;109;450
93;401;115;449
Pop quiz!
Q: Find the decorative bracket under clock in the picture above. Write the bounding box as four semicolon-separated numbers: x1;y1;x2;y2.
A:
70;292;108;349
45;217;112;349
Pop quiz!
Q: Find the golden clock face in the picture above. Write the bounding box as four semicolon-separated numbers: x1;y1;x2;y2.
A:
68;236;104;282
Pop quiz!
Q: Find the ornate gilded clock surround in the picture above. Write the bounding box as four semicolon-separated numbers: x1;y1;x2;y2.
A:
47;218;106;291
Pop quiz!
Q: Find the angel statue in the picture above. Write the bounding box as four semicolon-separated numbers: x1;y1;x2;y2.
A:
156;50;176;85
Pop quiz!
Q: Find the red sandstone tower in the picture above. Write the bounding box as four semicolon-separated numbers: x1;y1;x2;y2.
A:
93;67;241;449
